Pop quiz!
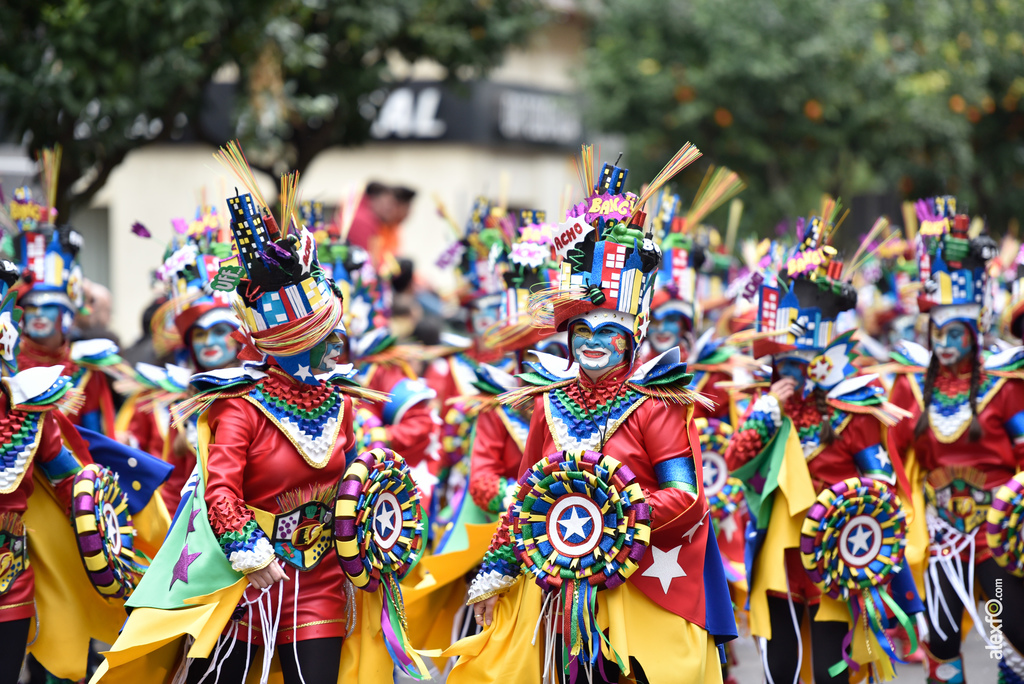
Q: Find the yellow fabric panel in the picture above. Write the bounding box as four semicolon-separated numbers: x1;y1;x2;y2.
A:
445;577;543;684
339;589;400;684
600;580;713;684
132;492;171;560
25;471;128;681
902;447;930;593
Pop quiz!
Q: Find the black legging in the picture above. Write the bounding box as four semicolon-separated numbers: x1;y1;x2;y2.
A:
927;557;1024;660
0;618;30;683
764;596;849;684
184;636;342;684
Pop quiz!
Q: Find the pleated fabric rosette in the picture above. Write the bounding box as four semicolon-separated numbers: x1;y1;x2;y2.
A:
800;476;915;676
987;471;1024;577
72;464;147;600
511;449;651;673
334;448;429;678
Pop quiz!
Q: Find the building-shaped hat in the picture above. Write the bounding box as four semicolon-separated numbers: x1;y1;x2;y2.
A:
913;196;996;331
538;143;703;343
211;143;345;384
0;260;22;375
754;209;858;358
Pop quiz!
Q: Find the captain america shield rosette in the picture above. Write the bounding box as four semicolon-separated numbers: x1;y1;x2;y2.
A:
986;472;1024;577
334;448;424;590
511;450;651;591
800;477;907;599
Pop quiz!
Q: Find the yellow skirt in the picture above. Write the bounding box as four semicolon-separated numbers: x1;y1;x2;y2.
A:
445;577;721;684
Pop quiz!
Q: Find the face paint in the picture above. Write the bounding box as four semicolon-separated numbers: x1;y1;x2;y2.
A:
23;305;60;341
572;322;629;377
649;313;684;353
931;321;972;367
191;322;238;370
311;330;346;374
775;356;809;384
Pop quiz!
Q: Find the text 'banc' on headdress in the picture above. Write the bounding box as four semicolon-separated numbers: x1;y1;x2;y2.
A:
529;142;704;345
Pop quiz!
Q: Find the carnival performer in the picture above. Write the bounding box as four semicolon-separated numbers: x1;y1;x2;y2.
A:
644;169;747;421
448;146;737;684
886;196;1024;684
93;155;422;682
119;202;241;512
725;207;921;684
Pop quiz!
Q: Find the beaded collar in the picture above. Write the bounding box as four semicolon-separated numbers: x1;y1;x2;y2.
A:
919;364;1002;444
544;364;646;451
244;368;345;469
785;395;850;460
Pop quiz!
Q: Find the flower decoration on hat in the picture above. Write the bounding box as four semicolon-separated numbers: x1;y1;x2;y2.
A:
910;195;997;334
152;200;239;363
529;143;704;351
212;142;345;385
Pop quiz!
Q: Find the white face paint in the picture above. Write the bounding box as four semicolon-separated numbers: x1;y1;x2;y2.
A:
571;321;629;378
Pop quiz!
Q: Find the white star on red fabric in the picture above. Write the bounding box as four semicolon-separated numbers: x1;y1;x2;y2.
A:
642;545;687;594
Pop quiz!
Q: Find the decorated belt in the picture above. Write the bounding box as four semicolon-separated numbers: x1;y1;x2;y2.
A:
925;466;993;534
0;513;28;596
268;498;335;571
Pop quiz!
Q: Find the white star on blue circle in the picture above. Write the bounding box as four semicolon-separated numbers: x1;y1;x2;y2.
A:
558;506;593;542
846;524;873;556
374;499;397;538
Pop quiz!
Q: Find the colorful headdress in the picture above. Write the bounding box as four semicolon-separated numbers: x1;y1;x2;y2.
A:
213;144;345;385
479;209;559;351
752;205;859;359
911;196;997;333
533;143;703;347
155;203;238;353
317;230;392;357
648;167;745;331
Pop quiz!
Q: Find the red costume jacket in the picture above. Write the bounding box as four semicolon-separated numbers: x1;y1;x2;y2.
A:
19;339;116;435
203;369;356;644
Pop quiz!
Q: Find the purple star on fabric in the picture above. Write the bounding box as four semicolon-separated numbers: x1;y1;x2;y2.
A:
188;509;200;534
170;543;201;590
749;470;766;494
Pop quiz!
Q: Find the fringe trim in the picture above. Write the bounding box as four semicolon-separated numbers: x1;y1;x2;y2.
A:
499;379;573;409
628;381;713;409
171;387;253;429
828;398;913;428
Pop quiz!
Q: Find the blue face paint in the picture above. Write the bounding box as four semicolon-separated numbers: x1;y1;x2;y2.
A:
191;322;238;370
931;321;972;367
649;313;684;353
23;305;61;341
776;357;809;384
572;322;629;377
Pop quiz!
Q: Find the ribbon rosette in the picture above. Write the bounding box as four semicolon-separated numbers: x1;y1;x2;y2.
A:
72;464;146;600
986;472;1024;577
511;449;651;673
334;448;428;679
800;477;913;676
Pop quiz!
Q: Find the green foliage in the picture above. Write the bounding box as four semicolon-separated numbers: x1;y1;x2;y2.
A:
0;0;539;214
584;0;1024;234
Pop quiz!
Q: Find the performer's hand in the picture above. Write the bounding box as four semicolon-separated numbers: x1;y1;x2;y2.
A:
473;596;498;628
769;378;798;406
247;561;287;589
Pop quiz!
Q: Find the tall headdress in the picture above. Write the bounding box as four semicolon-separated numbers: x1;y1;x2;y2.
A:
649;166;745;332
6;147;86;333
154;201;239;361
911;195;997;333
532;143;703;348
752;203;860;359
478;209;559;351
213;143;345;385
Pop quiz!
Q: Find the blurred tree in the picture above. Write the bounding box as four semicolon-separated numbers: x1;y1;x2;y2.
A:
583;0;1024;234
0;0;539;215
